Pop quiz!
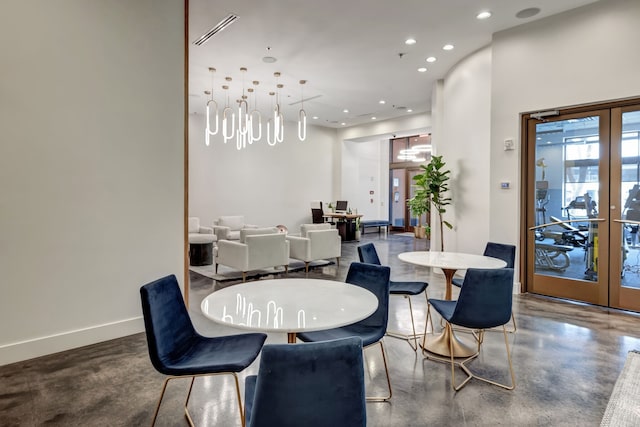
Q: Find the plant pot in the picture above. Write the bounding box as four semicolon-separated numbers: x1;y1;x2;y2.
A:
414;226;427;239
355;230;361;241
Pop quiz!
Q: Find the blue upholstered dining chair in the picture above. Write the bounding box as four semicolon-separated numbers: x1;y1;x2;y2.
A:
140;274;267;427
451;242;517;332
244;337;366;427
358;243;431;351
297;262;392;401
427;268;516;391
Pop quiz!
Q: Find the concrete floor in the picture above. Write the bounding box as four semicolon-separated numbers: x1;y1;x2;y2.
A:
2;232;640;426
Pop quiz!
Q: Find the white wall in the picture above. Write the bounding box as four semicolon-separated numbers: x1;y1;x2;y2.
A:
0;0;184;365
340;139;389;220
189;114;338;232
434;46;493;254
490;0;640;247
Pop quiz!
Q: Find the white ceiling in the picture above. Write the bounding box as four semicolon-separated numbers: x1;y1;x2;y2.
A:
189;0;598;129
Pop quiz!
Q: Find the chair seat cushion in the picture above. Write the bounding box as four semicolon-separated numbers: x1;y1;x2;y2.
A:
428;299;456;323
389;280;428;295
297;324;384;347
157;333;267;376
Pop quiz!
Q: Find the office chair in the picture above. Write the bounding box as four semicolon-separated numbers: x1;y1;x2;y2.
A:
427;268;516;391
244;337;366;427
140;274;267;427
452;242;517;332
297;262;392;401
358;243;431;351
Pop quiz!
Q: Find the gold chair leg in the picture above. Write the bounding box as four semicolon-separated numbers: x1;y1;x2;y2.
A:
458;326;515;390
365;340;392;402
387;291;432;352
305;262;309;273
506;311;517;333
151;372;246;427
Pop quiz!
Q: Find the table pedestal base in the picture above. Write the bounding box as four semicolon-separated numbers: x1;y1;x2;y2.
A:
422;327;477;358
287;332;297;343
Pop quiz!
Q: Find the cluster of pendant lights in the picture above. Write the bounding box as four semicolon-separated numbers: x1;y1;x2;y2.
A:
205;67;307;150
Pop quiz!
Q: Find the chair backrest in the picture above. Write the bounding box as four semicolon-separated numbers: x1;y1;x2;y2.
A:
357;243;382;266
247;337;366;427
140;275;196;375
450;268;514;329
311;208;324;224
484;242;516;268
336;200;348;211
345;262;390;331
301;223;331;238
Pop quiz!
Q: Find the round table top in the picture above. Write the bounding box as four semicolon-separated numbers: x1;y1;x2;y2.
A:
398;251;507;271
200;278;378;333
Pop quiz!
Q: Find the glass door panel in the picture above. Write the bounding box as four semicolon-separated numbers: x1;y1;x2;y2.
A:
610;106;640;311
390;169;407;231
527;111;609;305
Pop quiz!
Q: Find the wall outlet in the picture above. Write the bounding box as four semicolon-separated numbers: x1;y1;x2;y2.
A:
504;138;515;150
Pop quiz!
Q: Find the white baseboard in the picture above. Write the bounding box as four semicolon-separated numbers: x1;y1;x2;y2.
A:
0;317;145;367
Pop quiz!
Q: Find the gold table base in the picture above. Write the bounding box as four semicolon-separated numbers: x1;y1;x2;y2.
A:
422;327;476;358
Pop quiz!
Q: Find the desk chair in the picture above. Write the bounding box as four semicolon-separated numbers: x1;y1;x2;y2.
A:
452;242;517;332
140;275;267;426
297;262;392;401
427;268;516;391
358;243;431;351
244;337;366;427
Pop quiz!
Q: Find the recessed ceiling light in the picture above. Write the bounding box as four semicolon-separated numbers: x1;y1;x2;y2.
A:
379;100;386;104
442;44;454;51
312;116;319;120
476;11;492;20
516;7;541;19
426;57;437;63
407;109;413;113
262;56;277;63
343;109;349;113
405;38;416;45
341;122;346;126
417;67;427;72
371;117;377;120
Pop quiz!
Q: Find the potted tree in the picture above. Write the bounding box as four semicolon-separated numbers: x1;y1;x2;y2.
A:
407;155;453;251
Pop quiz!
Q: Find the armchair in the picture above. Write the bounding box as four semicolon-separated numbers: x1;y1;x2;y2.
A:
215;227;290;282
188;217;214;239
287;224;341;272
213;215;257;241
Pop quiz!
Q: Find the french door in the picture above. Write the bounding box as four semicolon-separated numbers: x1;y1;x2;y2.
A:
524;102;640;311
389;168;424;233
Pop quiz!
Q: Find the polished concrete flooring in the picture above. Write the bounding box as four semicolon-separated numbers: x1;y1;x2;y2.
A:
2;233;640;426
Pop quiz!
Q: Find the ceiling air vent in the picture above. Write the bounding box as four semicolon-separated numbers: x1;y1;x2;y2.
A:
193;14;239;46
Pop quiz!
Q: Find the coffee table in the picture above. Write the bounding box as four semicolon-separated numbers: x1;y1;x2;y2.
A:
399;251;507;357
200;278;378;343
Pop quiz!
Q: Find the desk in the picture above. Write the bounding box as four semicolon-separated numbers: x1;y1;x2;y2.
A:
398;251;507;357
200;278;378;343
323;213;363;241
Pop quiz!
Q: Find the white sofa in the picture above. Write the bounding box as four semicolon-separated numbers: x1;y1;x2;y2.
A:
215;227;290;282
212;215;257;241
287;223;341;272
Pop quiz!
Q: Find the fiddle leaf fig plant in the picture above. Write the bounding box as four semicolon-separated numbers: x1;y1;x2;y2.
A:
408;155;453;251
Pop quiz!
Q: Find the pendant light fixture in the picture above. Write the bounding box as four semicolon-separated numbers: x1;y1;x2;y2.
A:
205;67;219;146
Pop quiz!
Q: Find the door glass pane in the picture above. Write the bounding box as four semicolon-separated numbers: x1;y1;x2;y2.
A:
390;169;406;228
534;117;600;282
620;111;640;289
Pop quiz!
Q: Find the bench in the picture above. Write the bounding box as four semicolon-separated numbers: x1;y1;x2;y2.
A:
360;220;389;235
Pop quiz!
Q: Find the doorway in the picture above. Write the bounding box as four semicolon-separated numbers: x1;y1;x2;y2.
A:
523;100;640;311
389;135;431;233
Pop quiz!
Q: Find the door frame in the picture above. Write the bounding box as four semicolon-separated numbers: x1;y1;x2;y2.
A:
520;97;640;308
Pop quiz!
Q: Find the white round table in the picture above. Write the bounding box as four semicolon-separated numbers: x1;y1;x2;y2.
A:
398;251;507;357
201;278;378;343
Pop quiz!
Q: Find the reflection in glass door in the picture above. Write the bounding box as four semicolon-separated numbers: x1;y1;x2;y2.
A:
526;111;610;306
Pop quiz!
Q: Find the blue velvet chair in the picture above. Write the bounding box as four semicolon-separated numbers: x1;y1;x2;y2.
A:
451;242;517;332
297;262;392;401
427;268;516;391
244;337;366;427
358;243;431;351
140;274;267;426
